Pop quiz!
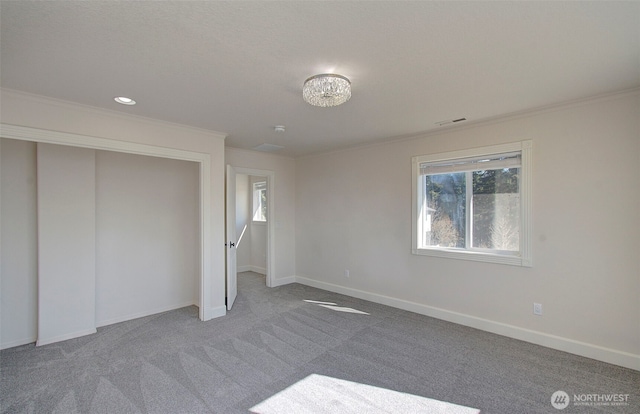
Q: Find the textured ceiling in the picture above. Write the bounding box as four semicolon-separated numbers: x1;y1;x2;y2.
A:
1;1;639;157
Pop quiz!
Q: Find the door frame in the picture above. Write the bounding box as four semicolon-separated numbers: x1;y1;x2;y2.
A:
0;123;215;321
232;167;275;287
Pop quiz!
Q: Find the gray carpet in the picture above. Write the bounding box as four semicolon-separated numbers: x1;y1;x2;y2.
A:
1;272;638;413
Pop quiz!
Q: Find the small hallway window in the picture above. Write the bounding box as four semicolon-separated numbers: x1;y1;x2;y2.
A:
252;181;267;222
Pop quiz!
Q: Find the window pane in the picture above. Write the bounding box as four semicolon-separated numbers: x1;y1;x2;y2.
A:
253;182;267;222
472;168;519;251
412;141;530;265
259;188;267;221
425;173;466;248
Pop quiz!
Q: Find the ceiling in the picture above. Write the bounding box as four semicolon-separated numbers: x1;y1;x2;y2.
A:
1;1;639;157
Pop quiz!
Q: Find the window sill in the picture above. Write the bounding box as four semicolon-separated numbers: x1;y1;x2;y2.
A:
412;247;531;267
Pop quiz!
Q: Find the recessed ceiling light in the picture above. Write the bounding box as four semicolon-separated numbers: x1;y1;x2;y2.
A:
114;96;136;105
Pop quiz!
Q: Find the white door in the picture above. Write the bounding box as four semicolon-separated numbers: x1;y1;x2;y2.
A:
225;164;238;310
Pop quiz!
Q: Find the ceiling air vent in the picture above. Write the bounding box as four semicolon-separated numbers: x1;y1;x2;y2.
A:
253;143;284;153
435;117;467;127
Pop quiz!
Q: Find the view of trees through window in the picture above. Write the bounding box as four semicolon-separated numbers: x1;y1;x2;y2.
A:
425;167;520;251
253;181;267;222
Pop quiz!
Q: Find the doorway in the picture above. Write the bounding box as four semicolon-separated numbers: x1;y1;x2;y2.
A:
231;167;275;288
1;123;216;328
236;174;267;278
1;137;203;348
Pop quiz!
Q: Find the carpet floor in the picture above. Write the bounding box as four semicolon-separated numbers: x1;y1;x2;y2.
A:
1;272;638;413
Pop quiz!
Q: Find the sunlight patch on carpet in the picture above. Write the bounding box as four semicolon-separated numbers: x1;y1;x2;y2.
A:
250;374;480;414
303;300;337;305
317;304;369;315
304;300;369;315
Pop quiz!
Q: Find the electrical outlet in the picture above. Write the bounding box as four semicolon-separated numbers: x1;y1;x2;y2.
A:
533;303;543;316
344;269;350;278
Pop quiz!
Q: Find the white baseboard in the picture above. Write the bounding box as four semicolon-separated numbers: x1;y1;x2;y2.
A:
294;276;640;371
6;303;225;348
271;276;296;287
237;265;266;275
202;305;227;321
1;336;37;350
96;301;196;328
36;328;97;347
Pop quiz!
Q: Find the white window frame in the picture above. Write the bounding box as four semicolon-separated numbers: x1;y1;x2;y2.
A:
252;181;267;223
412;140;532;267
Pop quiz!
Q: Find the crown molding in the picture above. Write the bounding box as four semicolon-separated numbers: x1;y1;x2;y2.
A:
298;86;640;160
0;88;228;141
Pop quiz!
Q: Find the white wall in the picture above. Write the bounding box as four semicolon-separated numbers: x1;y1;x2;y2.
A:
225;148;296;285
0;139;38;348
37;143;96;346
295;91;640;369
95;150;199;326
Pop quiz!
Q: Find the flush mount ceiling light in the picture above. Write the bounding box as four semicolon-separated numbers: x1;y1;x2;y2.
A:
114;96;136;105
302;74;351;107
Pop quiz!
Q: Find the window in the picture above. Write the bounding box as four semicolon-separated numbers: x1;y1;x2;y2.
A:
412;141;532;266
252;181;267;222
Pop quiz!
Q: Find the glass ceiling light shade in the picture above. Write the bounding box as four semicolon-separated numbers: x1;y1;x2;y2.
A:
303;74;351;107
